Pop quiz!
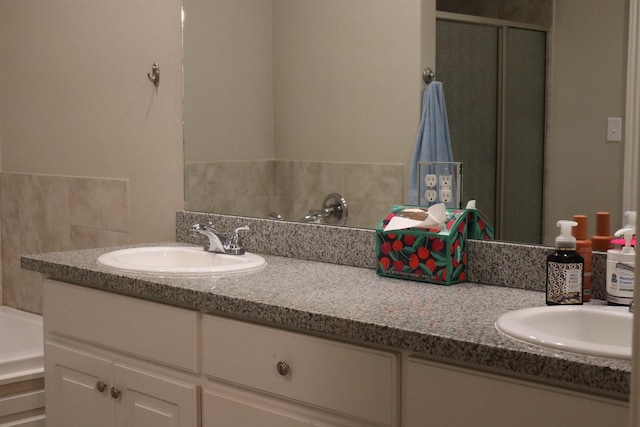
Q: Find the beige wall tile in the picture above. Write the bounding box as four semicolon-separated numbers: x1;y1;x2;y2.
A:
246;160;274;197
71;227;129;250
20;270;43;315
1;173;130;313
345;163;404;204
69;177;128;232
1;214;24;309
22;174;71;254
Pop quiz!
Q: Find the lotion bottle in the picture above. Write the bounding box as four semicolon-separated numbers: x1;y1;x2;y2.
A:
591;212;614;251
546;220;584;305
572;215;592;302
606;227;635;306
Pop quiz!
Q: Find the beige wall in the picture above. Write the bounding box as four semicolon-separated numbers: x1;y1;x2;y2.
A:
183;0;275;162
0;0;184;245
273;0;428;171
545;0;627;243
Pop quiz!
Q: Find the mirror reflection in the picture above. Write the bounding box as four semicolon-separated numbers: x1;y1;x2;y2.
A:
183;0;628;246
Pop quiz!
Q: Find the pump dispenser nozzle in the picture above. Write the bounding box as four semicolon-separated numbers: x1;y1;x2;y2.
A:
624;211;637;229
614;227;636;254
556;220;578;249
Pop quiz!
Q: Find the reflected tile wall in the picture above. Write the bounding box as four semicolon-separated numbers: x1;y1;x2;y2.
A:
185;160;273;218
0;173;129;314
185;160;404;228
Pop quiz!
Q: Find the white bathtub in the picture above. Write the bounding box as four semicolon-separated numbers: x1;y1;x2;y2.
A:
0;306;43;384
0;306;45;426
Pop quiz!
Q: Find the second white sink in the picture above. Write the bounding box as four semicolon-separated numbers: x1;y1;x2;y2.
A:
97;246;266;275
496;305;632;359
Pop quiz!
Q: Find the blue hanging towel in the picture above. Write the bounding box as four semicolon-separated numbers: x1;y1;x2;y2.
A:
408;81;453;205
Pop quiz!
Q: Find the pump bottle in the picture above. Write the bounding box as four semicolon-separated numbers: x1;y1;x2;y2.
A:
606;227;635;305
546;220;584;305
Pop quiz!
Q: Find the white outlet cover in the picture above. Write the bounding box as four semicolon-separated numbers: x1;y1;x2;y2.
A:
440;175;452;189
424;174;437;187
425;189;438;202
440;189;452;203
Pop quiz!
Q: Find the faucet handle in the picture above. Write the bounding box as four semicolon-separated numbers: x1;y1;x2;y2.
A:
226;226;250;255
192;221;213;230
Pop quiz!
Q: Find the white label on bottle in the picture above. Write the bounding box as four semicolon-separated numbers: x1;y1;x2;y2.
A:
614;265;635;291
564;269;582;292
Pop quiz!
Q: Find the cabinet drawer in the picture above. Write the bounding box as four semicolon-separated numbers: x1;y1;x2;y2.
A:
44;280;199;372
202;315;398;426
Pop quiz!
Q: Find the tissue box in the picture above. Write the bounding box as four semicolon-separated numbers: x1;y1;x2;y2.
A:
375;206;493;285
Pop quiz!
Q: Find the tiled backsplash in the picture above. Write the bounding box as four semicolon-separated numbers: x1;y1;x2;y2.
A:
185;160;404;229
1;173;129;313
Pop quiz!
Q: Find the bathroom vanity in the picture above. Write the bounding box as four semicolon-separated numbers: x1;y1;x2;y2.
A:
23;243;630;427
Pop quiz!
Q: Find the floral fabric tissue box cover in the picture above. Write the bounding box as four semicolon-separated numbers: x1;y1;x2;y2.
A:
375;206;493;285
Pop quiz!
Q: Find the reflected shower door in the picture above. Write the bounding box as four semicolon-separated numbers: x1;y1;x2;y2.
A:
436;19;545;243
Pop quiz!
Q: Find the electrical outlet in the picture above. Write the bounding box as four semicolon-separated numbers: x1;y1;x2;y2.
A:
440;189;452;203
439;175;452;189
425;189;438;202
424;174;437;188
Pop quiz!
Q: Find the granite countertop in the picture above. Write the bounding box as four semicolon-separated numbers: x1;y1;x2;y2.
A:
21;243;630;400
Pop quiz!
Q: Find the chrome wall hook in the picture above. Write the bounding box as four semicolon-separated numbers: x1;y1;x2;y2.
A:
423;67;435;84
147;62;160;87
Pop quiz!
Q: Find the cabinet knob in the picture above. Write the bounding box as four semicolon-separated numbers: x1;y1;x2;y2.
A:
110;387;122;399
276;360;290;376
96;380;107;393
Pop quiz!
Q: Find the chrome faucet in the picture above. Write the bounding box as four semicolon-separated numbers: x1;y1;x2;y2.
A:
192;223;250;255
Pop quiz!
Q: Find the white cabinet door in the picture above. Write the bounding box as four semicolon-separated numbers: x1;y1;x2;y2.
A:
45;341;199;427
202;389;315;427
45;342;113;427
115;363;199;427
403;357;629;427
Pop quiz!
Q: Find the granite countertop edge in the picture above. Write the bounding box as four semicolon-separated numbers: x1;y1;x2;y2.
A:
21;244;631;400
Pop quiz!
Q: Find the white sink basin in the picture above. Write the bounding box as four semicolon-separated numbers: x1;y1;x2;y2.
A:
97;246;266;275
496;305;632;359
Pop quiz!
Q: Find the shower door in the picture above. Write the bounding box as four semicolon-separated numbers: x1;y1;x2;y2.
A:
436;19;546;244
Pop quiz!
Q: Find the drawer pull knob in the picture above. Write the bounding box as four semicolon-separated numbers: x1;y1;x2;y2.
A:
96;380;107;393
110;387;122;399
276;360;290;376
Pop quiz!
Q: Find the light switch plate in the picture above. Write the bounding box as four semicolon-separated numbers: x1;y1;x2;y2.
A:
607;117;623;142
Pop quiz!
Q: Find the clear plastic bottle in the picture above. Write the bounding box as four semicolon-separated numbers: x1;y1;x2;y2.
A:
546;220;584;305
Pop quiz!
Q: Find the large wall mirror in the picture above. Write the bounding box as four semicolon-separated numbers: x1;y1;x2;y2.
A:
182;0;635;246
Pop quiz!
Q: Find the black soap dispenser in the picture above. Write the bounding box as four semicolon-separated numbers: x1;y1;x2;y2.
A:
546;220;584;305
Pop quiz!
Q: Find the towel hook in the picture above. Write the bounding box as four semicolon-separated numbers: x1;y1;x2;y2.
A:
147;62;160;87
423;67;435;85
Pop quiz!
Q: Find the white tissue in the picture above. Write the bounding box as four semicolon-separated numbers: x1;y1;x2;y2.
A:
384;203;447;232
